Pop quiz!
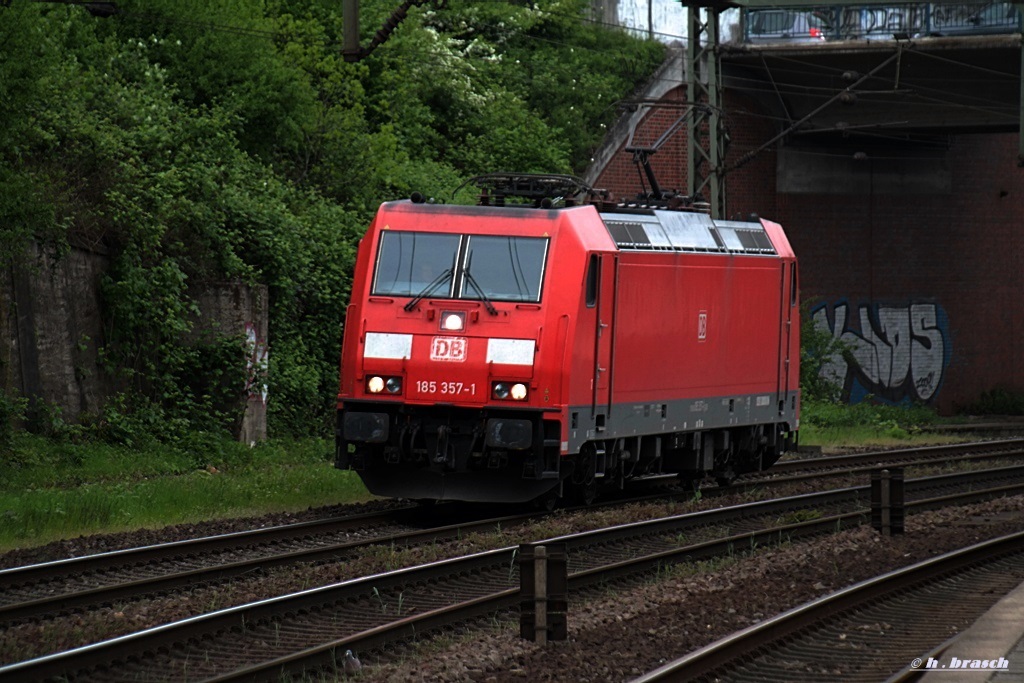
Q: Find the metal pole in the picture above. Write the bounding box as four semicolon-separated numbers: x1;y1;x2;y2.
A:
880;469;891;536
342;0;360;60
534;545;548;645
1019;8;1024;166
686;6;726;218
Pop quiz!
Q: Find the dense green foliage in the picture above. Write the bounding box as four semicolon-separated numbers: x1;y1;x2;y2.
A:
964;388;1024;416
799;302;848;404
801;399;940;440
0;0;664;441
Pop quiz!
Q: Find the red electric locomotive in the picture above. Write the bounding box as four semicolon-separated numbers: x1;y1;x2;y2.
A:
336;174;799;506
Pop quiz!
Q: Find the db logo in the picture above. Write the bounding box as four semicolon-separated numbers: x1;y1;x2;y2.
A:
697;311;708;342
431;336;467;362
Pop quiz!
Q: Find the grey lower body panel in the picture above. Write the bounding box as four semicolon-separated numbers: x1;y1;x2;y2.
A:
565;391;799;455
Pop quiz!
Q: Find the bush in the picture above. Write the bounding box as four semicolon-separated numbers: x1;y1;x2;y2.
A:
0;391;28;454
964;388;1024;416
800;302;847;403
802;396;940;439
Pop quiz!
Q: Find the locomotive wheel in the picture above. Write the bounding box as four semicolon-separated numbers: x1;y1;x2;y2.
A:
715;469;737;487
580;478;598;505
570;444;598;505
570;478;598;506
678;475;702;494
532;489;559;512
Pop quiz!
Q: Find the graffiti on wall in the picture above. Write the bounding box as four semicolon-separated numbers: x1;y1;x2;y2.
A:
811;301;951;404
245;322;269;405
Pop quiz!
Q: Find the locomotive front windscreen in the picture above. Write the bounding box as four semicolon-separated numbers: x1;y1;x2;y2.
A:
372;230;548;303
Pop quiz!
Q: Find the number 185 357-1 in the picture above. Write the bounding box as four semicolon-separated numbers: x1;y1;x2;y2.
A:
416;380;476;396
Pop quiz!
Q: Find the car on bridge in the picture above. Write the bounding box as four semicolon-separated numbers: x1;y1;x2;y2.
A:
744;3;1021;43
919;1;1021;37
744;9;832;43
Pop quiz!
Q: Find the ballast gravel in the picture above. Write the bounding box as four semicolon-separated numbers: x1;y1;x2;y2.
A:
370;495;1024;683
2;486;1024;681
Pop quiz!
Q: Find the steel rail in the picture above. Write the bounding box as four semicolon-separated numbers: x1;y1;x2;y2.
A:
732;448;1024;492
5;466;1024;682
191;469;1024;683
633;530;1024;682
0;481;754;622
4;440;1023;627
0;486;869;682
0;506;549;623
766;438;1024;475
0;506;417;582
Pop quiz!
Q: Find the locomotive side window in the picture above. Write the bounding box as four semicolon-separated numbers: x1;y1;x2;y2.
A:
585;254;598;307
790;264;798;307
373;231;461;297
460;236;548;303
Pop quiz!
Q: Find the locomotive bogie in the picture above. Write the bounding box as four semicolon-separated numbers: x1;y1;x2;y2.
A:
338;401;564;503
336;193;799;505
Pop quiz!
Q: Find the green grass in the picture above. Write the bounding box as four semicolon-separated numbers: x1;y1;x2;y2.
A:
0;433;375;552
799;424;963;449
0;398;964;553
798;398;962;450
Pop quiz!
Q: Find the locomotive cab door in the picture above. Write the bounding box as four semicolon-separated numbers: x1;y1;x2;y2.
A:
778;260;796;411
590;253;617;428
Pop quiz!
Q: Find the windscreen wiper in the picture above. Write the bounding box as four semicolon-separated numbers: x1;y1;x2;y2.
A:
463;270;498;315
403;268;452;312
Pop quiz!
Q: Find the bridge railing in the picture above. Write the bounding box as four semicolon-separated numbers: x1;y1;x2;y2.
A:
742;2;1022;43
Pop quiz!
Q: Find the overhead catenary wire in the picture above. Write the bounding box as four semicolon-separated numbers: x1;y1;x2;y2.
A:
718;45;1019;123
722;71;1018;122
727;49;902;173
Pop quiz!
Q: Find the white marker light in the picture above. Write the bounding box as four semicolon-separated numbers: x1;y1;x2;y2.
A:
367;376;385;393
441;311;466;331
510;383;528;400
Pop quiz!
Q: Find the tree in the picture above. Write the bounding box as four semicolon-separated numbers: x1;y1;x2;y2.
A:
0;0;666;439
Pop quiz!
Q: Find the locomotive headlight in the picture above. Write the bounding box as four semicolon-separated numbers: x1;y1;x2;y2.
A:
385;377;402;394
492;382;528;401
441;311;466;332
367;376;385;394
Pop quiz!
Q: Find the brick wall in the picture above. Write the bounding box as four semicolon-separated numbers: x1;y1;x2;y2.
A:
593;88;779;216
780;133;1023;412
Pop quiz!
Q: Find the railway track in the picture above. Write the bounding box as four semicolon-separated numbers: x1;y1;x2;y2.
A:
743;437;1024;483
4;439;1022;627
635;530;1024;682
4;461;1024;682
0;504;540;623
